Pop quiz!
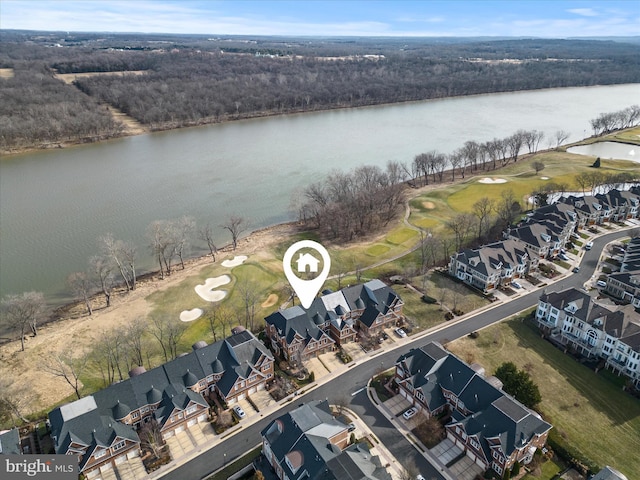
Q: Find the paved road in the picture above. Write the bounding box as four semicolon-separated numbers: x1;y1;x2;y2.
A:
163;228;631;480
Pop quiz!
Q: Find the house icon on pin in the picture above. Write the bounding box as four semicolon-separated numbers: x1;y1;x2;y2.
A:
296;253;321;273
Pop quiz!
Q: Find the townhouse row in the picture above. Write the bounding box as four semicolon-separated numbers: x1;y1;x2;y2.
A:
449;187;640;294
535;288;640;386
264;279;404;364
48;329;274;478
395;342;552;476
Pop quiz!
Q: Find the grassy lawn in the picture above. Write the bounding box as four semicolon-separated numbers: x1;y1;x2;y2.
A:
366;244;391;256
386;227;418;245
522;457;565;480
447;318;640;479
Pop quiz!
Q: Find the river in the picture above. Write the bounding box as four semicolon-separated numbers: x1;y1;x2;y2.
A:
1;83;639;304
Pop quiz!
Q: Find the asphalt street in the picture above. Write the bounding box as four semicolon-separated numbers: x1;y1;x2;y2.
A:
163;228;631;480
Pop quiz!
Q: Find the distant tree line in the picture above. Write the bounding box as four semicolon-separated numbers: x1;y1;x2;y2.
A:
0;63;125;151
2;35;639;150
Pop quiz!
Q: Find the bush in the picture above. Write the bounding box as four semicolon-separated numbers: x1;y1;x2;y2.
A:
421;295;437;304
445;312;454;320
468;331;479;339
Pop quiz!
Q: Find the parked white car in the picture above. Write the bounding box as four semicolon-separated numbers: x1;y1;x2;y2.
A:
402;407;417;420
232;405;246;419
395;327;407;338
596;280;607;288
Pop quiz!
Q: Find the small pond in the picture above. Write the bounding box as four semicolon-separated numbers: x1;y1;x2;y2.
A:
567;141;639;162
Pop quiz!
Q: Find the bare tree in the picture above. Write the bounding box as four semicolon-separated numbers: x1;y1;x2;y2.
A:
42;351;87;399
496;189;521;228
147;220;175;279
140;419;165;458
575;172;591;195
205;304;233;342
124;318;147;368
554;129;570;148
237;279;260;330
99;233;133;291
445;213;477;251
449;150;463;181
0;378;30;425
151;315;187;362
199;222;218;262
173;215;196;270
472;197;495;241
532;161;545;175
221;215;247;250
67;271;93;316
1;291;45;351
90;255;114;308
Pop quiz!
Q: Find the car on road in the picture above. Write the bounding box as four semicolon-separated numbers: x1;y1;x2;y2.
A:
394;327;407;338
585;241;593;250
572;266;580;273
232;405;246;419
511;281;522;289
402;407;417;420
416;476;426;480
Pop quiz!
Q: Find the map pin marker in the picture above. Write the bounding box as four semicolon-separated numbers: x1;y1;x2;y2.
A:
283;240;331;309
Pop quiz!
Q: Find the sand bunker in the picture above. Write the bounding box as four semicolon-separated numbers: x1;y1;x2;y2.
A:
180;308;203;322
261;293;278;308
195;275;231;301
422;201;436;209
540;176;550;180
221;255;248;267
478;177;507;184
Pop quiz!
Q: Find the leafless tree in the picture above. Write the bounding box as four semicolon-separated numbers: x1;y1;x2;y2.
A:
42;351;88;399
147;220;175;279
0;378;30;425
575;172;591;195
140;419;165;458
237;279;260;330
472;197;495;241
205;304;233;342
532;161;545;174
99;233;133;291
554;129;570;148
445;213;477;251
524;129;545;153
151;315;187;362
67;271;93;316
199;222;218;262
506;130;526;162
449;149;463;180
172;215;196;270
496;189;521;228
221;215;248;250
1;291;46;351
124;318;147;368
89;255;114;308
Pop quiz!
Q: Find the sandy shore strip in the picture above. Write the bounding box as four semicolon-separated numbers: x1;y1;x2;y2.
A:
195;275;231;301
221;255;248;267
478;177;507;184
180;308;203;322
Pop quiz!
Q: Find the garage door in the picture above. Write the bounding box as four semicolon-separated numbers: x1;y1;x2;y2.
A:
99;463;112;473
187;418;197;427
164;431;174;439
86;469;100;479
175;425;185;434
115;455;126;465
237;393;246;401
127;450;139;459
249;387;256;395
475;456;485;467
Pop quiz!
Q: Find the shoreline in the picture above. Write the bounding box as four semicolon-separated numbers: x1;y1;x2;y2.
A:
3;82;638;157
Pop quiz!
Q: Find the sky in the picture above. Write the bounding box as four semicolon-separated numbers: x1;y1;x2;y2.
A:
1;0;639;38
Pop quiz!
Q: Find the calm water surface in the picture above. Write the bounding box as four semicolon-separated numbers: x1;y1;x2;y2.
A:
567;141;639;162
1;83;639;303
